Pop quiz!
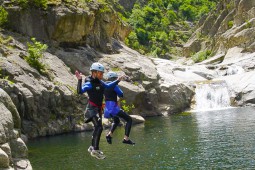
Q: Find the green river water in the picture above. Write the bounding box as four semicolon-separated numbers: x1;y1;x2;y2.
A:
28;107;255;170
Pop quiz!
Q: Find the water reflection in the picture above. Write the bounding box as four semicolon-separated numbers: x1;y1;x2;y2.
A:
28;107;255;170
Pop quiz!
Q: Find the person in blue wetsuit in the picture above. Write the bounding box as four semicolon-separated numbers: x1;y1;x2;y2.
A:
75;63;125;159
104;71;135;145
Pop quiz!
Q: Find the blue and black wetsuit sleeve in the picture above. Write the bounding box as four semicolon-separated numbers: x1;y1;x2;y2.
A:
100;79;120;89
114;85;124;98
77;79;92;94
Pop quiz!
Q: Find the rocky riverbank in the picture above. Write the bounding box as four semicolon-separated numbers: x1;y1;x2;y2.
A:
0;0;255;169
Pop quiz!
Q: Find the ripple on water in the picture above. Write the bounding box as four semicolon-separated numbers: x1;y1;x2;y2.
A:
28;107;255;170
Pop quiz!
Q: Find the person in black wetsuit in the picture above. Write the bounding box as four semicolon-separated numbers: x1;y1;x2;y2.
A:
75;63;125;159
104;71;135;145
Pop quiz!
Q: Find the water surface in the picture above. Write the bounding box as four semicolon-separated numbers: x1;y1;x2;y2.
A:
28;107;255;169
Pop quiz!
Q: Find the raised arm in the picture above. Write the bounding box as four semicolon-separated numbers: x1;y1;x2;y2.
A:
75;70;92;94
100;75;126;89
100;79;120;89
114;85;124;98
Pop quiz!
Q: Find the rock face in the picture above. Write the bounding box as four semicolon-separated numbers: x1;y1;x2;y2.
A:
0;0;254;142
0;2;254;169
0;33;85;139
5;2;131;53
183;0;255;57
0;89;32;169
99;45;160;116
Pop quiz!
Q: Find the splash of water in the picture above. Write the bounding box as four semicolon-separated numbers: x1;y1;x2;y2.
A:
195;81;231;110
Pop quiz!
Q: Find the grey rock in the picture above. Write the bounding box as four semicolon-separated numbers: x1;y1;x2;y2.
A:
0;148;9;168
10;138;28;159
13;158;32;170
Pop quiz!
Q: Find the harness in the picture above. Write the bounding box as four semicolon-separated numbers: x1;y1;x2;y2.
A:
88;100;105;116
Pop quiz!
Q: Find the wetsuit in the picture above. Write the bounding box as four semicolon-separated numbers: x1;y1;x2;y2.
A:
77;76;119;150
104;82;132;137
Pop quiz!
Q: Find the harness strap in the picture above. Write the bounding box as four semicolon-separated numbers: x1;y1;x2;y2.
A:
89;100;105;116
89;100;102;108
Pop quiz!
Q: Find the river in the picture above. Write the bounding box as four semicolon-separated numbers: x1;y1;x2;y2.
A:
28;107;255;170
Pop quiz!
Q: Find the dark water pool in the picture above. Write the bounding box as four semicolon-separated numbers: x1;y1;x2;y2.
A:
28;107;255;170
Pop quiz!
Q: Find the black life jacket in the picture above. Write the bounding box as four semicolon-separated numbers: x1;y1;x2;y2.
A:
104;81;117;102
85;76;105;106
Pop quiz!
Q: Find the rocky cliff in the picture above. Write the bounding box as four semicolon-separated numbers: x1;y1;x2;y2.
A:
0;1;254;169
0;0;254;152
183;0;255;57
5;1;131;53
0;88;32;169
180;0;255;107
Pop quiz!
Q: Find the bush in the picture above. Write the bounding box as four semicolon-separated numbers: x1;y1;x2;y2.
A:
25;38;48;74
11;0;48;9
192;50;211;63
0;6;8;27
33;0;48;10
121;100;135;113
228;20;234;28
123;0;217;58
136;28;149;45
166;10;177;24
179;4;196;21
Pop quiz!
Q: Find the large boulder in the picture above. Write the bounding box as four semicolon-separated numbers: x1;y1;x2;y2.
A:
152;58;195;114
0;148;9;168
215;71;255;106
100;45;161;116
0;89;32;169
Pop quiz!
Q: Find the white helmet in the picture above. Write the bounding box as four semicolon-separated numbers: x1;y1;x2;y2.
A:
90;62;104;72
106;71;118;79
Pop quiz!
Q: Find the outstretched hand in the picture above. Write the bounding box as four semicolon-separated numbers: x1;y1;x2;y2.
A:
117;75;128;81
75;70;83;80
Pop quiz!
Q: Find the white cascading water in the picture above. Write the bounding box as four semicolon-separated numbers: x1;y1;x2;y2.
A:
195;81;231;110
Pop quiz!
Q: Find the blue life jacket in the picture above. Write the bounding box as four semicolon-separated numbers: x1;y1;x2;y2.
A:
104;81;122;118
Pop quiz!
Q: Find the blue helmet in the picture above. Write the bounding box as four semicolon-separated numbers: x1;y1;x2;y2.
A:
90;62;104;72
106;71;118;79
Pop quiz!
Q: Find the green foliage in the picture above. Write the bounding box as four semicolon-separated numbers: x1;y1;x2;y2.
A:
124;0;217;58
34;0;48;9
166;10;177;24
178;111;191;116
11;0;48;9
133;81;139;86
226;1;234;11
11;0;29;8
25;38;48;74
125;31;140;50
121;99;135;113
192;50;211;63
0;35;13;46
98;3;112;13
111;67;121;72
179;4;196;21
228;20;234;28
245;20;252;29
0;6;8;27
136;28;149;45
0;69;15;84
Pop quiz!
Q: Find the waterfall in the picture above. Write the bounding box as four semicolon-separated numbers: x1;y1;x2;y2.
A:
194;81;231;110
227;65;244;75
